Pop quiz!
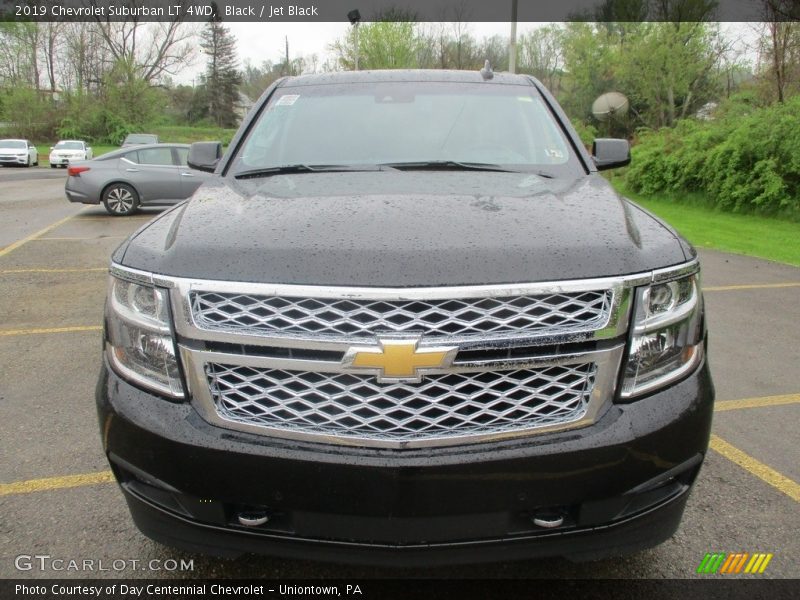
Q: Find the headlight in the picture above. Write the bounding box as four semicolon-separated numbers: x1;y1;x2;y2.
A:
105;275;184;398
620;272;704;399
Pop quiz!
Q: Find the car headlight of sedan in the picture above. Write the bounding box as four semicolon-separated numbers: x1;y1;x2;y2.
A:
105;274;184;398
620;272;704;399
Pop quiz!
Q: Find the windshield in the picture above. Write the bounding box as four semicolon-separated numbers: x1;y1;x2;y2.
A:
1;140;26;149
231;82;581;177
55;141;83;150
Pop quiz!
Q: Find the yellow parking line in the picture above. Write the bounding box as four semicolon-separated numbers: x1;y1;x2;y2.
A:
75;215;153;223
0;213;80;258
0;471;114;497
0;325;102;337
73;216;152;221
0;267;107;274
704;282;800;292
715;394;800;412
710;434;800;503
33;236;127;241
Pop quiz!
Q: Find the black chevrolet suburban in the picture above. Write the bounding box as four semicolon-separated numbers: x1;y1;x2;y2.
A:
97;70;714;565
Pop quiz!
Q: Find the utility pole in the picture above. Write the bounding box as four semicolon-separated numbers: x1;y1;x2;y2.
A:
354;22;360;70
285;36;290;75
509;0;518;73
348;9;361;71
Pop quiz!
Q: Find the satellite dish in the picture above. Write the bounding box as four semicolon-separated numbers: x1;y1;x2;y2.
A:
592;92;630;122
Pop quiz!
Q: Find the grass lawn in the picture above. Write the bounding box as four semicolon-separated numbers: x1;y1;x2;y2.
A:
150;125;236;145
612;179;800;267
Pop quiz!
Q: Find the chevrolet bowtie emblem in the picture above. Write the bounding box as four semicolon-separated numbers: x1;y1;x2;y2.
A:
343;337;458;383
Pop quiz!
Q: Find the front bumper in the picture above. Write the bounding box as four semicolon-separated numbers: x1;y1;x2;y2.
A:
0;156;28;165
97;358;714;565
50;155;76;166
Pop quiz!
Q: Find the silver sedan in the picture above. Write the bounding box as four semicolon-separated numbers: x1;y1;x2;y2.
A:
64;144;212;216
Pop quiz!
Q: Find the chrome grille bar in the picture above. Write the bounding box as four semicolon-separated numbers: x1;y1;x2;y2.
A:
207;363;597;443
168;277;637;349
180;345;624;448
189;289;614;340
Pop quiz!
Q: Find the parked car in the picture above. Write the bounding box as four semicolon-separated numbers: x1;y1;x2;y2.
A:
121;133;159;147
98;70;713;564
64;143;211;215
49;140;93;168
0;138;39;167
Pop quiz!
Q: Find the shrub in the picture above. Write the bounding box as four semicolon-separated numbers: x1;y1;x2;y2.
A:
571;120;599;147
623;94;800;218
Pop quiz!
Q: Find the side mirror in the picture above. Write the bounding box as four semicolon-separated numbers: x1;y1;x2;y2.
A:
592;138;631;171
50;146;55;150
187;141;222;172
86;146;92;151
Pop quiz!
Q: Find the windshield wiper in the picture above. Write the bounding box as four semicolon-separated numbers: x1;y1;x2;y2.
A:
234;164;387;179
379;160;518;173
520;169;556;179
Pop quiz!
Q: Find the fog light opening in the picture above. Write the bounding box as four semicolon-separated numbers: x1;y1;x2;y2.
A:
237;510;271;527
531;509;566;529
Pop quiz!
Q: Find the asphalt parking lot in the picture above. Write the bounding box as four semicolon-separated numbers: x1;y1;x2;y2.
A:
0;167;798;580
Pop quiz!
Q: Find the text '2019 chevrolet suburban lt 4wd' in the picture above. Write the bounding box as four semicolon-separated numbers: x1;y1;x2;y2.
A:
97;70;714;565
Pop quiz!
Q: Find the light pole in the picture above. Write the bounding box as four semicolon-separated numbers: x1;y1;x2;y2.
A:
509;0;518;73
348;9;361;71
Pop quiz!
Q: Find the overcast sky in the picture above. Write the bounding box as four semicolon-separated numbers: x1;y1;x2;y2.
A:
176;22;553;84
175;22;760;85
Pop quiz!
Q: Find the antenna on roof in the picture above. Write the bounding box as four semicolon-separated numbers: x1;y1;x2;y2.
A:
480;60;494;81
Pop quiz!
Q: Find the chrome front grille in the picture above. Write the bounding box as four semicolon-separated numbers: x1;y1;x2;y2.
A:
157;273;640;448
206;362;597;444
189;289;614;340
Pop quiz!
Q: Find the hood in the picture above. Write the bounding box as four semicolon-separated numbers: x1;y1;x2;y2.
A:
117;171;690;287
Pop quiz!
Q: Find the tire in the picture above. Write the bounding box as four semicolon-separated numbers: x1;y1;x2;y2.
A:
50;164;56;169
102;183;140;216
33;156;39;166
24;155;31;168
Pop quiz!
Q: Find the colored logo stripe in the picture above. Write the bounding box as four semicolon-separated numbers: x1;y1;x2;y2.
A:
697;552;773;574
697;553;726;573
745;553;773;574
720;553;749;573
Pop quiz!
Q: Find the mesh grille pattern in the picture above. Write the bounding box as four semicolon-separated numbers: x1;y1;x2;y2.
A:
190;290;613;339
206;363;597;442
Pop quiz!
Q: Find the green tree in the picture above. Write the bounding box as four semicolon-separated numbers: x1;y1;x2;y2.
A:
1;87;54;139
559;20;725;132
517;25;565;94
331;22;424;70
102;58;159;129
616;22;725;127
0;22;40;87
200;18;242;127
759;1;800;103
559;22;618;123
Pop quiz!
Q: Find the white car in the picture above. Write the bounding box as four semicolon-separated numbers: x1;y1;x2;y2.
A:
0;139;39;167
49;140;93;168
